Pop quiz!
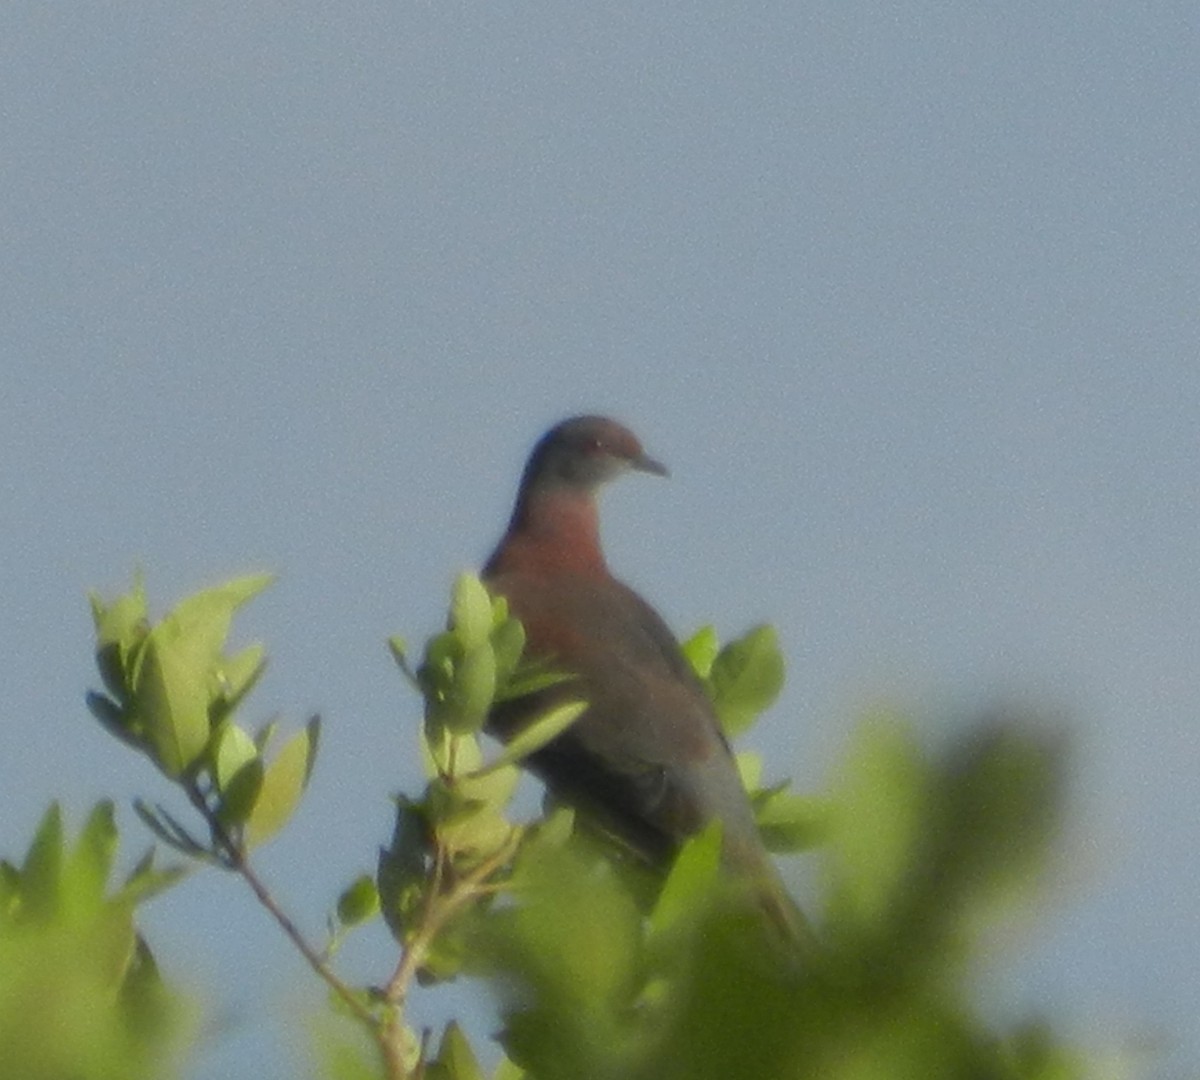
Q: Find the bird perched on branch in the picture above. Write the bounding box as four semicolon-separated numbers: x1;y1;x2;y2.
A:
483;415;808;944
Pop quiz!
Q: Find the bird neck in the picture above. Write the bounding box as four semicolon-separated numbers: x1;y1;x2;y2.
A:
489;485;608;576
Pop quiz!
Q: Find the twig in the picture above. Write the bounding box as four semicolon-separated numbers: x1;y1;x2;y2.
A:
181;783;376;1030
172;770;520;1078
377;830;523;1072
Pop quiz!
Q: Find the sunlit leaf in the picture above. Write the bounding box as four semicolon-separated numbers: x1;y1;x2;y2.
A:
254;718;278;754
442;642;496;735
430;766;521;862
494;661;575;703
389;635;421;688
213;723;259;792
89;578;147;651
492;1053;526;1080
164;574;274;667
20;802;64;921
89;577;148;700
490;616;526;682
118;850;187;906
826;718;926;932
707;625;785;736
753;790;831;853
0;815;196;1079
735;750;763;791
134;636;211;777
482;843;645;1072
680;625;719;680
649;822;723;939
336;875;380;927
213;642;266;712
65;801;118;913
427;1021;485;1080
245;716;320;848
472;700;586;777
451;572;494;650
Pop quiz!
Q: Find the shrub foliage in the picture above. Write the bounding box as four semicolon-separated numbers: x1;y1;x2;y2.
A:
0;573;1097;1078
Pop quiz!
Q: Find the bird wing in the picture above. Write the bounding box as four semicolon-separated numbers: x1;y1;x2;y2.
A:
486;571;758;861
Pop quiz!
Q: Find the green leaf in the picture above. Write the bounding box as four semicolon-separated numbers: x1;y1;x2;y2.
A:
490;616;526;682
245;716;320;847
454;757;520;808
649;821;723;939
254;718;279;754
86;691;144;750
423;722;454;778
134;633;211;777
707;625;785;737
485;843;644;1064
528;805;576;851
430;766;521;861
753;790;831;853
421;728;487;781
378;798;431;941
472;700;587;778
926;724;1065;924
214;723;259;792
89;577;149;700
118;849;188;906
89;577;147;650
735;750;763;791
389;635;421;688
488;593;509;621
165;574;274;667
441;642;497;735
213;642;267;712
65;801;118;913
492;1054;526;1080
20;802;65;920
493;660;574;703
420;630;462;718
451;572;494;649
424;630;461;678
680;625;719;679
95;644;133;706
336;875;381;927
0;860;20;918
428;1021;485;1080
828;718;926;932
216;758;265;829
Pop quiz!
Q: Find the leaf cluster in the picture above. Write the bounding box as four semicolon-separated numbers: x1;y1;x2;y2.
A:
0;803;192;1080
475;721;1082;1080
88;574;319;857
0;568;1113;1080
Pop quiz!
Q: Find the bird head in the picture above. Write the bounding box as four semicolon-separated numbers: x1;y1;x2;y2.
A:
521;415;668;495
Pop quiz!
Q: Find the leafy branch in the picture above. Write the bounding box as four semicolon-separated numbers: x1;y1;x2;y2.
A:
71;570;1099;1080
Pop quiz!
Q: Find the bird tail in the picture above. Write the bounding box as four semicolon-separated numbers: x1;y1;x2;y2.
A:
755;872;818;957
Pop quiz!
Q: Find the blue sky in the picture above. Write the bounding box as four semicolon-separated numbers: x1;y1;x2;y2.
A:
3;3;1196;1076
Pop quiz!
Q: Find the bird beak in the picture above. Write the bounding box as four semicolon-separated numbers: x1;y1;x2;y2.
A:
633;451;669;477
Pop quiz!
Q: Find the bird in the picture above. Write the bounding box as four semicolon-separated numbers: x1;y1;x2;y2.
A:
482;415;808;944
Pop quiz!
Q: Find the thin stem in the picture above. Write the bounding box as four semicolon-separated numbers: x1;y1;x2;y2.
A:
181;783;376;1030
231;849;375;1026
172;761;519;1079
376;830;523;1073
